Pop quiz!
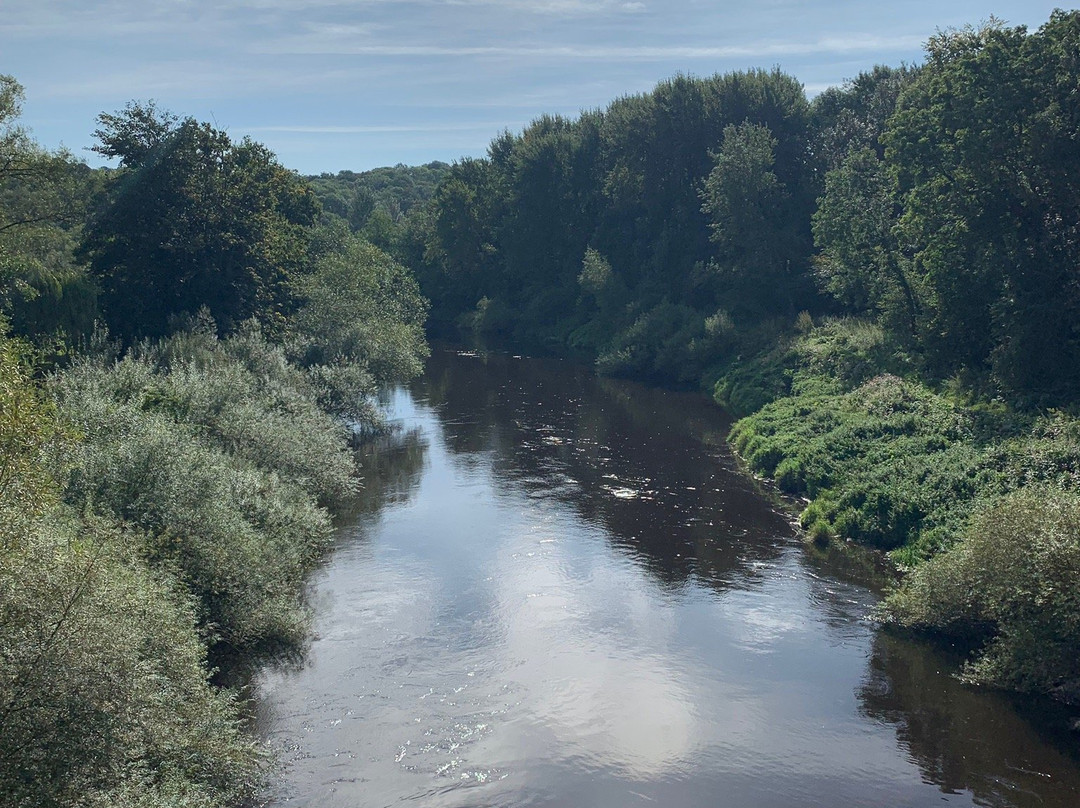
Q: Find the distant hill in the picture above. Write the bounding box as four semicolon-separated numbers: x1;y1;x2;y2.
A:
308;161;451;230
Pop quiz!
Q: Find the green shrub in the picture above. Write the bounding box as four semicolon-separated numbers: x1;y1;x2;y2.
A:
730;373;983;558
0;515;263;808
290;234;428;415
597;302;707;385
0;331;262;808
51;324;357;655
882;489;1080;699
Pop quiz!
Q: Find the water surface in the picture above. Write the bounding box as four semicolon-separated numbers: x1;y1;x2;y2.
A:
256;349;1080;807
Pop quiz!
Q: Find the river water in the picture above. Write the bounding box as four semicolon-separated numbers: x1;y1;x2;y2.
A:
256;348;1080;808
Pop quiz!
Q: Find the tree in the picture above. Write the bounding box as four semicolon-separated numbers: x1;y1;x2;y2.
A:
811;64;920;172
290;229;429;417
885;13;1080;400
90;99;178;168
81;110;319;338
0;75;98;344
700;122;812;316
812;148;919;338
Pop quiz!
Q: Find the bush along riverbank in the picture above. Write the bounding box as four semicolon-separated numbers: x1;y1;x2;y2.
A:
1;314;427;808
0;85;430;807
725;316;1080;702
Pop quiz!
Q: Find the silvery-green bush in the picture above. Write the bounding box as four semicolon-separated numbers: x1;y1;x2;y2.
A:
52;321;358;655
0;335;262;808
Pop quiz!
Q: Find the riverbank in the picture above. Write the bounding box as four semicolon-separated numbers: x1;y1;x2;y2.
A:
0;322;395;807
0;239;428;807
719;316;1080;701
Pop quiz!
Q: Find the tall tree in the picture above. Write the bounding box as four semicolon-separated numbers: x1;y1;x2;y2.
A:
812;148;919;338
700;122;813;317
0;75;98;343
82;109;319;338
886;13;1080;400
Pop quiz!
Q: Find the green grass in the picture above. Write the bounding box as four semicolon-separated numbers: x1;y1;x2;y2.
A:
725;317;1080;697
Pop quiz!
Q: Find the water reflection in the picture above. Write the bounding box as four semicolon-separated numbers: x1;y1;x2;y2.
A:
860;633;1080;807
351;425;428;515
416;348;793;592
256;348;1080;808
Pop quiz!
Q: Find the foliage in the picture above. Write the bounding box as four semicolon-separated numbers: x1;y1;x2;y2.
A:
0;331;262;808
729;316;1080;569
700;122;813;316
810;64;919;170
0;80;434;807
307;161;450;248
415;69;818;377
0;75;100;346
731;368;980;557
91;99;179;168
810;14;1080;403
290;228;429;418
882;489;1080;700
81;111;319;339
52;322;355;656
595;301;707;385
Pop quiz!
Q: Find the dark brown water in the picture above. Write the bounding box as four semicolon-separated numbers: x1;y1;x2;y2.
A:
256;348;1080;808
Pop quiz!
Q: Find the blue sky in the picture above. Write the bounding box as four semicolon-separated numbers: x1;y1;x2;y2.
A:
4;1;1069;175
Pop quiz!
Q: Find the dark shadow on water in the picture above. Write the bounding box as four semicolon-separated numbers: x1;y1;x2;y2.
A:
414;347;793;594
860;632;1080;807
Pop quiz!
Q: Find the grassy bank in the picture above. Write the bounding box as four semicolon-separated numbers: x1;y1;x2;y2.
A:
725;317;1080;700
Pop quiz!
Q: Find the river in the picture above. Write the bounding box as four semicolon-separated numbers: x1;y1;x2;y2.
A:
255;348;1080;807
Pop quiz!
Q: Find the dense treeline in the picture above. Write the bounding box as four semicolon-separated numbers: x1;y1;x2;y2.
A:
0;80;428;806
307;161;450;252
405;12;1080;700
411;13;1080;406
408;67;834;381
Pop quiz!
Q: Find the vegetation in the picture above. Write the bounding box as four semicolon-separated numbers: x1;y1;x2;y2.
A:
306;162;450;252
0;81;428;806
407;11;1080;700
54;322;354;659
0;330;265;808
0;76;100;348
884;489;1080;701
81;108;320;339
3;8;1080;799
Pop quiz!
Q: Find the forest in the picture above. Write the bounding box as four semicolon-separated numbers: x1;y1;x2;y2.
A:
396;12;1080;703
2;8;1080;808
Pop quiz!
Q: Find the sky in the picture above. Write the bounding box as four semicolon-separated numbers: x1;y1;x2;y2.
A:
3;1;1070;175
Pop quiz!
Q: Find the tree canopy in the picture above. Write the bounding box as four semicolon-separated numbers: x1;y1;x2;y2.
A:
82;111;319;339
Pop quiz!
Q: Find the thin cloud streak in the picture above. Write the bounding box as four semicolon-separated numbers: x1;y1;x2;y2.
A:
248;122;513;133
254;35;927;59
